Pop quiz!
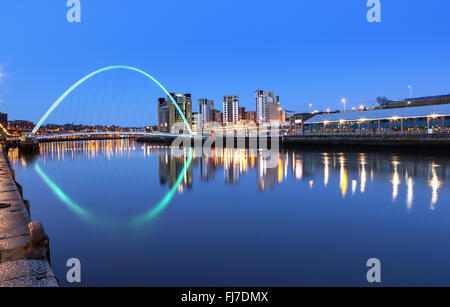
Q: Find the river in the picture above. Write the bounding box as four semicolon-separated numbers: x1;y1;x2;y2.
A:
7;139;450;286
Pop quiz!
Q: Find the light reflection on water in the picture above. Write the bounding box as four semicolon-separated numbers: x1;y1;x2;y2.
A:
7;139;450;286
8;138;448;220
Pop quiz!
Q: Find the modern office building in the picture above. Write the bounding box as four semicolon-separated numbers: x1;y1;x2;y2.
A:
223;95;239;124
255;90;279;124
198;98;214;128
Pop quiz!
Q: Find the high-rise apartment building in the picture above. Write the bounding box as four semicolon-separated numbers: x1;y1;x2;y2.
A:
223;95;239;124
198;98;214;128
255;90;279;123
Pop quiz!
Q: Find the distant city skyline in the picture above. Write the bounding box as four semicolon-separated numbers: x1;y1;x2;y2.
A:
1;1;450;124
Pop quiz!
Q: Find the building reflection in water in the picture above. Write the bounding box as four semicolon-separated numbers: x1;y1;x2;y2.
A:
429;163;441;210
339;156;348;198
391;160;401;202
323;153;329;187
407;177;414;210
360;154;367;193
7;139;449;211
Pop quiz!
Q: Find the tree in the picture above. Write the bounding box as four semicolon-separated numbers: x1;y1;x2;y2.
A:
376;96;390;107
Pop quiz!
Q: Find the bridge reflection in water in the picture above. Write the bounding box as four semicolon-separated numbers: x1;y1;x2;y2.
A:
8;138;447;214
6;138;450;286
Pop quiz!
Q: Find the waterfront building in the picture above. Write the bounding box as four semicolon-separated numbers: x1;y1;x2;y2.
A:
0;112;7;128
255;90;279;124
198;98;214;128
158;93;192;133
291;113;317;135
145;125;158;133
301;103;450;134
8;120;34;132
280;110;286;123
211;109;223;124
267;103;281;123
158;97;170;132
284;110;295;121
170;93;192;133
245;111;257;123
238;107;246;122
191;112;199;134
279;121;292;136
223;95;239;124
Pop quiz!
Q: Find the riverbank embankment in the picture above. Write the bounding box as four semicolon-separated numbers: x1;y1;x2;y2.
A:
0;146;58;287
282;134;450;152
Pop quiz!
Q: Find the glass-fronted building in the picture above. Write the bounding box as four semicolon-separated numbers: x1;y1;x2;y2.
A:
301;103;450;134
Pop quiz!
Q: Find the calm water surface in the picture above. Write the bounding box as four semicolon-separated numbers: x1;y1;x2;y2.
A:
8;139;450;286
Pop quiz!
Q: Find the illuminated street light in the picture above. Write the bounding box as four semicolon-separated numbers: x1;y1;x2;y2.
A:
408;85;412;99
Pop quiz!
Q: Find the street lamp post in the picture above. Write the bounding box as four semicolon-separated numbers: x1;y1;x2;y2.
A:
341;98;346;113
408;85;412;99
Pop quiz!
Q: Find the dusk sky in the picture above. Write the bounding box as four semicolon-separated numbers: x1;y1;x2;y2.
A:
1;0;450;124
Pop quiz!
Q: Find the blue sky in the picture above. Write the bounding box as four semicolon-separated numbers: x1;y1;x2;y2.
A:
0;0;449;124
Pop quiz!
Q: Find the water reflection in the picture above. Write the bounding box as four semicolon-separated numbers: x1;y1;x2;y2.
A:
429;163;441;210
339;156;348;198
407;177;414;210
7;139;450;213
392;160;401;201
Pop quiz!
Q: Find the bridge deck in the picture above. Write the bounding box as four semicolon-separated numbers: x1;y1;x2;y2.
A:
36;132;186;140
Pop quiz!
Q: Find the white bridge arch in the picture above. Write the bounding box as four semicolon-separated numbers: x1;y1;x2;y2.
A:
32;65;192;135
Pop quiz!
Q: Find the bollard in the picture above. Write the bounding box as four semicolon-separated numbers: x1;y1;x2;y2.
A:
28;221;51;264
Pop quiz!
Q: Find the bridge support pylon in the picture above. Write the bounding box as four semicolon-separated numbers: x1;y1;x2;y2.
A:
19;133;40;153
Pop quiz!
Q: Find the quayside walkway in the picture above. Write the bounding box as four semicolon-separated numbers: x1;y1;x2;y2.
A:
0;146;58;287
